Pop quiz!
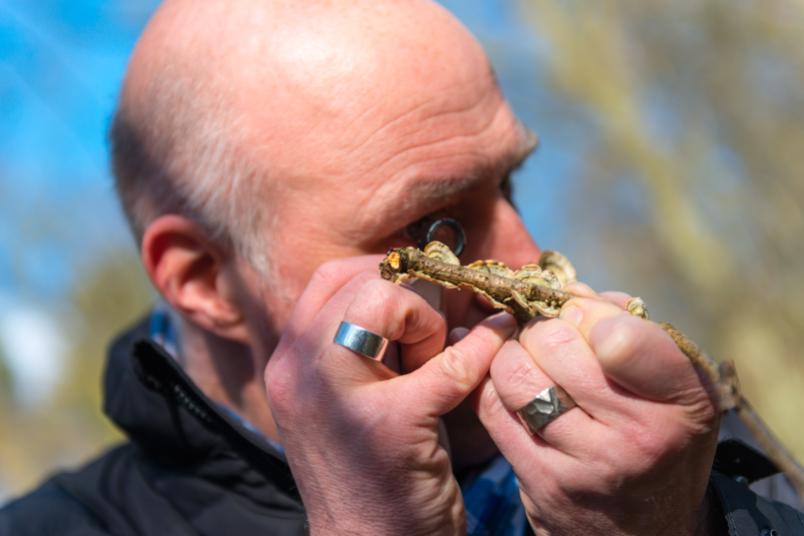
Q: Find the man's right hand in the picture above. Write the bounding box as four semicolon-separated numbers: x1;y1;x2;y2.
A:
264;256;515;536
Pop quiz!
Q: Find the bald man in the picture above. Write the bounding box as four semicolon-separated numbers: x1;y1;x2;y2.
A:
2;1;802;535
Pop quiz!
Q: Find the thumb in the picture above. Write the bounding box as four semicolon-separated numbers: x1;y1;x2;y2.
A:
589;314;707;405
393;313;516;417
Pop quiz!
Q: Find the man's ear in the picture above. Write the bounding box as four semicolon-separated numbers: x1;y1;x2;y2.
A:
142;214;250;344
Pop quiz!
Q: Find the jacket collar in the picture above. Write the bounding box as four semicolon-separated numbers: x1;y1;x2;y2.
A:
102;317;301;505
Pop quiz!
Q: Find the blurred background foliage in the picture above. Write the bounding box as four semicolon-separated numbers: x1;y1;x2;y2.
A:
1;0;802;501
523;0;804;461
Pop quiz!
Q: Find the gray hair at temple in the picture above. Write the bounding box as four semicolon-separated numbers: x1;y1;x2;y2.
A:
109;66;270;274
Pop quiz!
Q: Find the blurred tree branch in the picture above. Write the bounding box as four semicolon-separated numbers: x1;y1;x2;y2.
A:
523;0;804;458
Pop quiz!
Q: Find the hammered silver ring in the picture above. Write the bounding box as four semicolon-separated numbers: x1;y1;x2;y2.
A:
516;385;577;434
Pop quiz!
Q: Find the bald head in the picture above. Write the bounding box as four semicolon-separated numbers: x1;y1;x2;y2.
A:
112;0;520;271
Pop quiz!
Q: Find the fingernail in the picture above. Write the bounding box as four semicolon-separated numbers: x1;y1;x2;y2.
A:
448;327;470;344
565;282;597;298
560;304;583;327
485;312;517;337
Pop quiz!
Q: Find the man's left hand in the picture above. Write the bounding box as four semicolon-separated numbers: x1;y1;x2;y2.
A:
475;287;720;536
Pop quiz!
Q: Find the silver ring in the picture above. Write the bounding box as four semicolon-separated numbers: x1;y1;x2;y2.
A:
333;321;389;360
516;385;577;434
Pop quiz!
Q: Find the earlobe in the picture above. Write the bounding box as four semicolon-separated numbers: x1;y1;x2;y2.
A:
141;215;250;343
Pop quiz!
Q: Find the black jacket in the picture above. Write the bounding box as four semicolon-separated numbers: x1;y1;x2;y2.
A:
1;318;802;535
1;319;306;535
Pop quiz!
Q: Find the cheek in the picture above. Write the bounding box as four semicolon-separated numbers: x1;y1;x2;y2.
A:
269;223;340;305
237;278;284;359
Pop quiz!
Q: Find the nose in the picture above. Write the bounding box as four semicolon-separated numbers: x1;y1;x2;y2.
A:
483;198;541;268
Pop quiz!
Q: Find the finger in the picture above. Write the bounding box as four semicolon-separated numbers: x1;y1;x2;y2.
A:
489;340;603;455
448;326;469;345
564;283;636;314
558;296;627;339
519;317;618;419
589;314;707;405
293;276;445;383
265;270;390;415
341;278;447;372
598;291;633;310
474;376;569;474
393;313;516;416
563;281;598;299
561;298;706;405
284;255;386;339
272;266;379;367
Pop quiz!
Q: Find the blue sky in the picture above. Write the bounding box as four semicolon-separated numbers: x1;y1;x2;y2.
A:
1;2;158;302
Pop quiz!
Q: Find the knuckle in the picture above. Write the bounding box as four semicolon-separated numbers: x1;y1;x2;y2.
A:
598;318;641;362
630;433;667;469
310;259;346;287
531;319;578;353
501;358;540;395
264;343;310;417
438;344;473;390
348;279;400;332
589;459;627;492
621;421;678;472
310;259;374;292
264;361;294;414
478;382;506;420
361;278;397;304
350;279;436;340
683;391;719;428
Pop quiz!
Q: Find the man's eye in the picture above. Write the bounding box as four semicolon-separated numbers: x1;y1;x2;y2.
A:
404;215;434;244
403;214;466;255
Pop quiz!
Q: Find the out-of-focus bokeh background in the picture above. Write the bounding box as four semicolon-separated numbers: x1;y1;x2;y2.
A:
1;0;803;502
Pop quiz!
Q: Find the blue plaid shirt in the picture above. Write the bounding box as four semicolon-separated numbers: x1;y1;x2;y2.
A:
150;306;527;535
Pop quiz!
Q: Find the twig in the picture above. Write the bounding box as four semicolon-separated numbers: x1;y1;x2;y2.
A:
379;245;570;323
380;244;804;496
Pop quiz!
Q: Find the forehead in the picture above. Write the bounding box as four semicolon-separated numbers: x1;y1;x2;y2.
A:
241;6;530;227
264;76;529;243
283;66;523;185
344;75;528;216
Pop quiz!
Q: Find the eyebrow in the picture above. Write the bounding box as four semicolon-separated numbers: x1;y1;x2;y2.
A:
402;125;539;210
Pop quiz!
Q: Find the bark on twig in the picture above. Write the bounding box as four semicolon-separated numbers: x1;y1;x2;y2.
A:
380;244;804;496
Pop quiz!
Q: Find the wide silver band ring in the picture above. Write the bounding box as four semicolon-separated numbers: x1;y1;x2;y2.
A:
516;385;577;434
333;321;389;360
